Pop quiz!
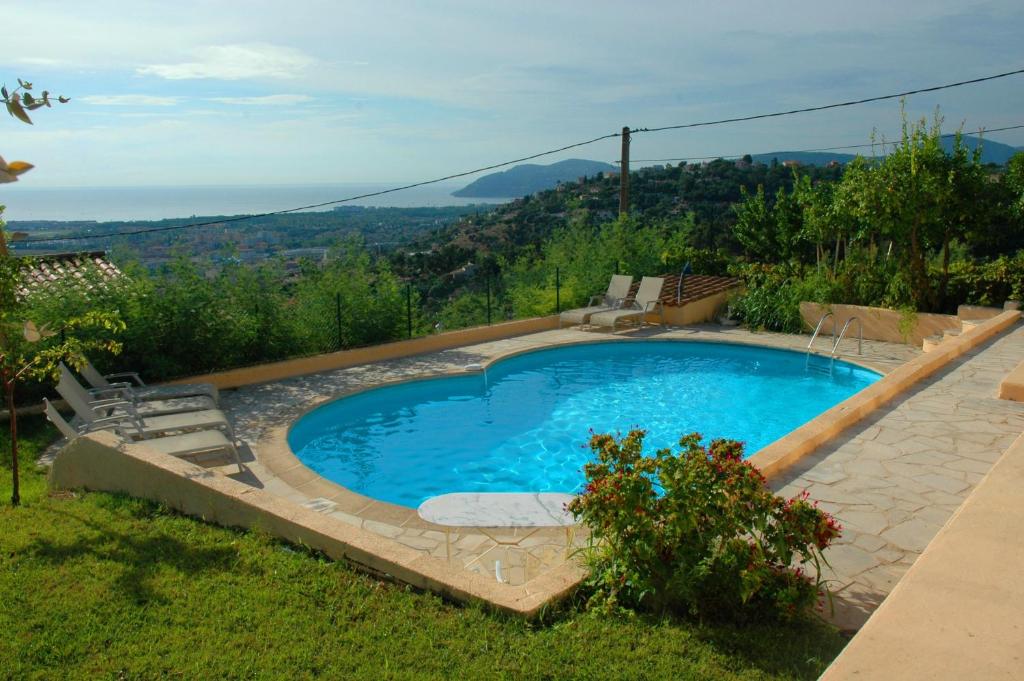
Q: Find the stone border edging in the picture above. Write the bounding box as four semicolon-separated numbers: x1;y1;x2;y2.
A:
48;431;585;618
750;309;1022;480
257;334;893;529
998;359;1024;401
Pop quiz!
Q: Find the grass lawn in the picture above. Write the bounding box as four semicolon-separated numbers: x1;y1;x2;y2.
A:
1;416;848;679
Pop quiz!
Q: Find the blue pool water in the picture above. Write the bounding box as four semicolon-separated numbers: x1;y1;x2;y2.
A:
288;341;879;508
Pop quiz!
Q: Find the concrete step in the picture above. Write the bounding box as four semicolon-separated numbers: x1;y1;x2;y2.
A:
960;318;983;334
922;334;944;353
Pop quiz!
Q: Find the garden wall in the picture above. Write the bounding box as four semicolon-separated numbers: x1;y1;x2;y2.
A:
799;302;983;346
169;315;561;390
48;431;584;617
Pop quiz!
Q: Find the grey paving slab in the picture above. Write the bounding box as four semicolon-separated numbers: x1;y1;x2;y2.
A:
210;324;917;587
772;322;1024;629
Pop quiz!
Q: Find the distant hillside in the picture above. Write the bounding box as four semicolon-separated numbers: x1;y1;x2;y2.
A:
752;134;1020;167
453;158;618;198
750;151;856;166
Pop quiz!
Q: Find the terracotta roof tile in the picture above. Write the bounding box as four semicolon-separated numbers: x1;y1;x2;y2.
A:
625;274;741;308
16;251;123;299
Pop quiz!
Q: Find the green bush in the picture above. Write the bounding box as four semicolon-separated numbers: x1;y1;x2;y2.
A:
943;250;1024;308
568;430;841;621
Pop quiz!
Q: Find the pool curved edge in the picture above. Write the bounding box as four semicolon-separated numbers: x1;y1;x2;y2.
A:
256;333;892;529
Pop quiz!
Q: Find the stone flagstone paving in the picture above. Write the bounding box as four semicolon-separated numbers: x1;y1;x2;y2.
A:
772;322;1024;629
50;320;1018;614
213;325;918;588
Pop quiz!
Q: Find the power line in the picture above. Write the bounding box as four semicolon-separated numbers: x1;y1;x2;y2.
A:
17;67;1024;245
17;131;623;244
631;68;1024;135
623;123;1024;163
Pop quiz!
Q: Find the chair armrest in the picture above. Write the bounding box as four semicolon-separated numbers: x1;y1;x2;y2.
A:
88;396;134;408
88;386;131;399
105;371;146;387
643;300;664;313
84;414;144;435
89;400;140;419
97;380;134;390
588;295;604;306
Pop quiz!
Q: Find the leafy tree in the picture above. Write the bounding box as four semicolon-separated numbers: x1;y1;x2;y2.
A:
732;185;777;261
1;79;125;506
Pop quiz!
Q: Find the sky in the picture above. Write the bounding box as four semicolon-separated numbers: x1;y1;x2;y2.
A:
2;0;1023;188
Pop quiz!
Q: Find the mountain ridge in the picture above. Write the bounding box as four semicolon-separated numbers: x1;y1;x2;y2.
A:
452;158;618;198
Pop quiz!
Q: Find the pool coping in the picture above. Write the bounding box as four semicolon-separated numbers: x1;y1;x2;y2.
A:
256;334;895;532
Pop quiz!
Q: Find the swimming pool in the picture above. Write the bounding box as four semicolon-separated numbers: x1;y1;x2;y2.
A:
288;341;879;508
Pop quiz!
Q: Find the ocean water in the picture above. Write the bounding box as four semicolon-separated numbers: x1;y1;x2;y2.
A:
0;183;508;222
289;341;879;508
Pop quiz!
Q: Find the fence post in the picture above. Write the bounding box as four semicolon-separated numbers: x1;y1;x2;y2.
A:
555;267;560;313
486;277;492;325
335;293;342;350
406;283;413;339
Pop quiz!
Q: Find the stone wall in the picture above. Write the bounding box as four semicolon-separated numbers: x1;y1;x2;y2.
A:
800;302;965;346
48;431;583;617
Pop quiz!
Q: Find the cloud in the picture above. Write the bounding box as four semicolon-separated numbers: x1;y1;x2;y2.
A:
15;56;68;67
138;43;314;80
79;94;182;106
208;94;313;106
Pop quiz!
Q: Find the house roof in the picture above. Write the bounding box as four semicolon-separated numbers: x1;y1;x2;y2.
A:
16;250;123;299
626;274;742;308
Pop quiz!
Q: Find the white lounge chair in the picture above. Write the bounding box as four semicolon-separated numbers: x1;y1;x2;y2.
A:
56;367;234;439
44;399;242;473
559;274;634;328
80;358;219;405
587;276;666;330
60;363;215;417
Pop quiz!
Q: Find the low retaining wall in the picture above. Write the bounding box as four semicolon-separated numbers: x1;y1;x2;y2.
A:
663;290;732;326
798;302;996;346
48;431;584;617
169;315;561;390
820;430;1024;680
752;309;1021;480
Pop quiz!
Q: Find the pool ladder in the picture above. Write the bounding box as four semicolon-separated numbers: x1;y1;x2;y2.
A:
806;313;863;375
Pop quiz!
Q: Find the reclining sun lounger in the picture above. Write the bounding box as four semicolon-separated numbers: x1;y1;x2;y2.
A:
56;368;234;439
80;358;220;405
587;276;666;331
61;363;215;416
44;399;242;473
559;274;633;328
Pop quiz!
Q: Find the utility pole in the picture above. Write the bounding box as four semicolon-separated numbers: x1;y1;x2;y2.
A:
618;126;630;216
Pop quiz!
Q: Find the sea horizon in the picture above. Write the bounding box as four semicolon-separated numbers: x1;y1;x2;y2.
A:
0;182;510;223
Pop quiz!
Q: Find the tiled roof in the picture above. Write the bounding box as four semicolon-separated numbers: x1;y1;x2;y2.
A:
16;251;123;299
626;274;742;308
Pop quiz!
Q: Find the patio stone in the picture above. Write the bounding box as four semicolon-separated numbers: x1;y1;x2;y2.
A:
823;544;880;577
803;467;848;485
915;473;970;495
881;518;943;553
852;533;887;552
839;510;889;535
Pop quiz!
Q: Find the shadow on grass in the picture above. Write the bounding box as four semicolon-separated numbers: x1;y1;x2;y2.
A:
689;616;848;679
528;586;846;680
21;498;246;606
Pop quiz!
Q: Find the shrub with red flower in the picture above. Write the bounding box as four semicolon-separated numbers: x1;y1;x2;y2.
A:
567;430;841;620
